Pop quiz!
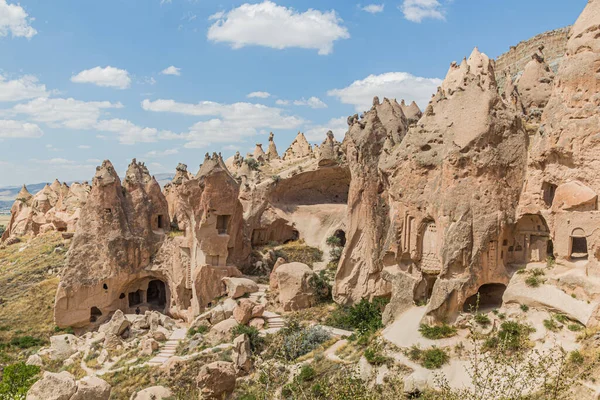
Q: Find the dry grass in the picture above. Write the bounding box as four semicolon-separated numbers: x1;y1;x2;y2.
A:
0;232;69;365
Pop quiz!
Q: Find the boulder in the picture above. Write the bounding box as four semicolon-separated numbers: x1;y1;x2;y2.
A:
233;299;256;325
152;330;167;342
130;386;173;400
275;262;317;311
26;354;43;367
251;303;265;318
232;334;253;374
49;334;80;361
71;376;111;400
248;318;265;330
196;361;237;399
222;277;259;298
269;257;287;290
140;338;159;356
207;318;239;343
99;310;131;337
26;371;77;400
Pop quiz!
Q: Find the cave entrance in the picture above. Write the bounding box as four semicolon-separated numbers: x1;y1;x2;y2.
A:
463;283;507;312
128;290;143;307
217;215;230;235
542;182;557;207
90;307;102;323
570;228;588;260
147;280;167;308
414;274;438;305
334;229;346;247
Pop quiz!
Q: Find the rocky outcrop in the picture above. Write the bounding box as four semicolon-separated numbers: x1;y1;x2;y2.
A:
26;372;110;400
267;132;280;160
516;52;555;118
334;97;407;304
282;132;313;161
196;361;237;399
1;181;90;243
276;262;317;311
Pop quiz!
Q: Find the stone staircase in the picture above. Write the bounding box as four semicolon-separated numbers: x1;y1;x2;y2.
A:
148;328;187;366
261;310;286;335
248;284;268;304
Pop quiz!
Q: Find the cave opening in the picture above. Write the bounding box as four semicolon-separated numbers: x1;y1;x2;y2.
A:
147;280;167;308
334;229;346;247
463;283;507;312
89;306;102;323
414;274;438;305
128;290;143;307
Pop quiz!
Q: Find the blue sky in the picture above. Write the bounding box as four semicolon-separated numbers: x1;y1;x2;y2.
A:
0;0;586;186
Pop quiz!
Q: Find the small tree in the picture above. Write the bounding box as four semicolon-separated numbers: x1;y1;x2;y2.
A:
0;362;41;398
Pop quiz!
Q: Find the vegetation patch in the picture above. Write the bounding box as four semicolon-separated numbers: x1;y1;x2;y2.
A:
406;346;449;370
419;324;457;340
325;298;388;337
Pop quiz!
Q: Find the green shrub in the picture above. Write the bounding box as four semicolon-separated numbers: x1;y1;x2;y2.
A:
10;336;44;349
496;321;533;350
474;313;491;326
325;298;388;336
231;325;264;353
0;362;41;398
271;175;281;183
297;365;316;383
245;158;260;170
543;318;562;332
568;323;583;332
520;304;529;312
364;345;389;366
279;324;331;361
554;314;569;324
419;324;457;340
569;350;585;365
311;270;332;303
407;345;422;362
525;275;541;287
421;348;450;369
0;225;5;237
329;247;343;262
326;235;342;247
187;325;209;337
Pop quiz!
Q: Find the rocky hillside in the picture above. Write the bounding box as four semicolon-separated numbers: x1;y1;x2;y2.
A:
1;1;599;399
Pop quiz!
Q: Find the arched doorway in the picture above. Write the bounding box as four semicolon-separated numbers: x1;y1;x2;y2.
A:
90;307;102;323
570;228;588;260
147;280;167;309
463;283;507;312
334;229;346;247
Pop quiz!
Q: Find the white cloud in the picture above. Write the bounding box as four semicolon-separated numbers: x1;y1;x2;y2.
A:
71;66;131;89
0;0;37;39
293;97;327;109
160;0;172;5
275;99;289;106
145;149;179;158
161;66;181;76
0;119;43;138
78;145;91;149
10;97;123;129
207;1;350;55
142;98;304;148
401;0;445;23
247;91;271;99
8;97;166;144
95;119;160;144
86;158;101;163
327;72;441;112
304;117;347;142
0;74;48;102
362;4;384;14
